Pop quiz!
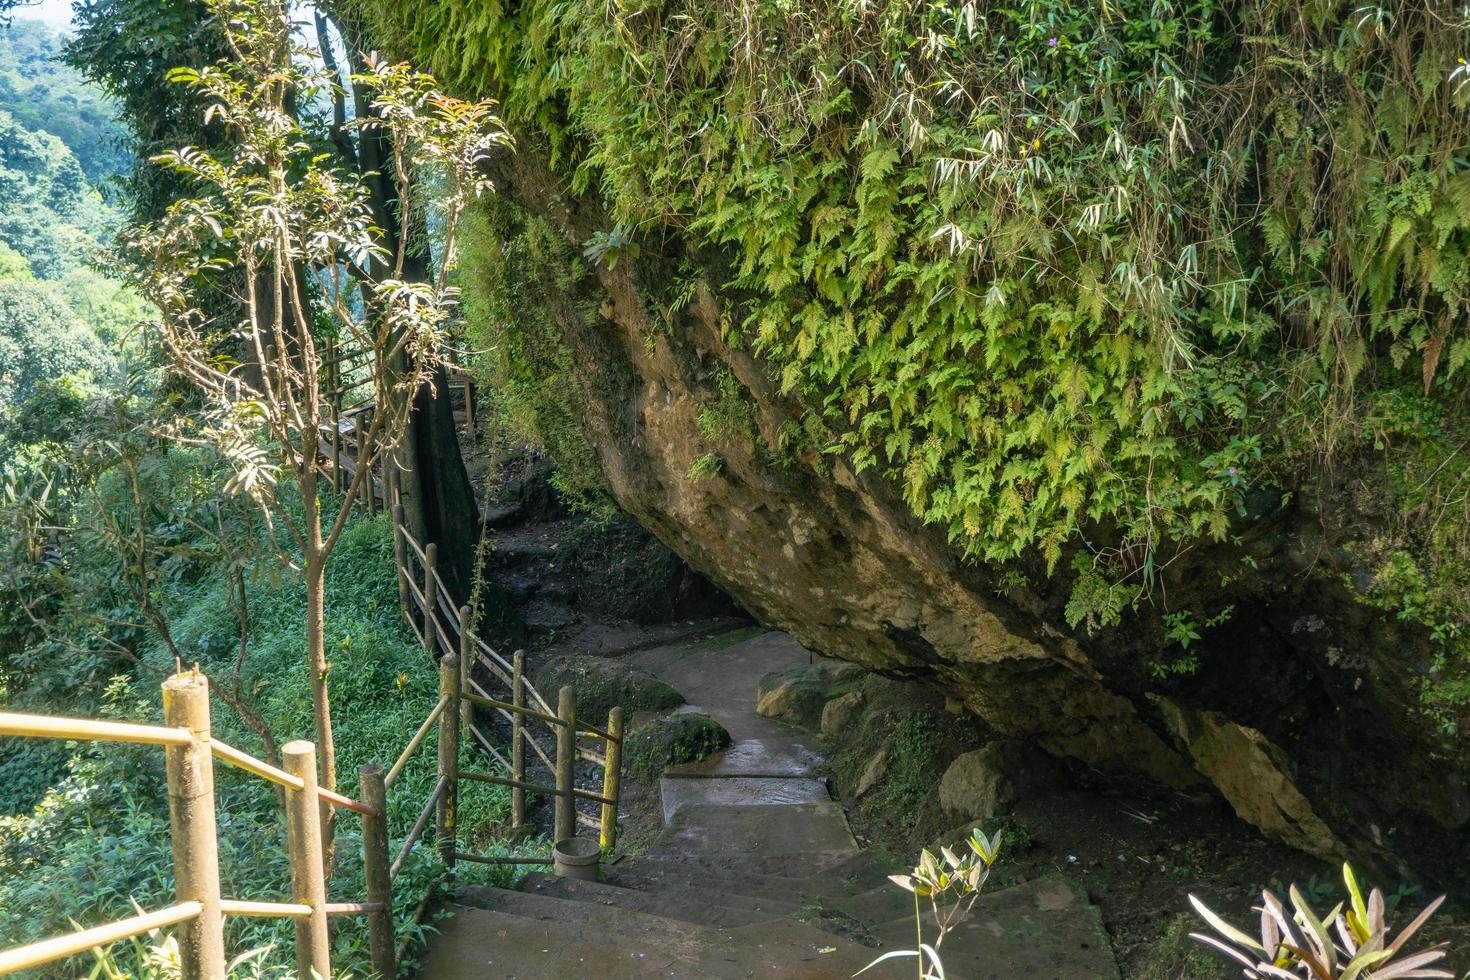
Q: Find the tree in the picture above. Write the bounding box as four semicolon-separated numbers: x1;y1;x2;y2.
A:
124;0;506;841
0;279;106;415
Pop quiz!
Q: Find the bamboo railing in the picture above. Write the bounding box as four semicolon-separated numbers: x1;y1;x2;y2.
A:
0;373;621;979
0;673;390;979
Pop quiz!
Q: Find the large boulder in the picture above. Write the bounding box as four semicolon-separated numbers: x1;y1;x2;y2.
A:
626;712;732;781
937;742;1052;823
534;655;683;723
756;660;864;730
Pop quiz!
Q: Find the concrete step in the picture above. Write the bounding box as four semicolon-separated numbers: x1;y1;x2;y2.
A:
454;884;724;950
655;802;859;864
519;872;795;927
419;903;908;979
665;736;826;778
631;850;890;894
659;775;833;826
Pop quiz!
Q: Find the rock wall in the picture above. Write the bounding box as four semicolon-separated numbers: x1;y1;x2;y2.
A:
482;141;1468;886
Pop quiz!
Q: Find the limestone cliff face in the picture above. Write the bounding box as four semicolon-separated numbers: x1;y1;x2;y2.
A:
486;143;1468;885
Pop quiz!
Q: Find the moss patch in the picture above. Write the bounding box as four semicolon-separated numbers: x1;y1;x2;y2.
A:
625;713;732;781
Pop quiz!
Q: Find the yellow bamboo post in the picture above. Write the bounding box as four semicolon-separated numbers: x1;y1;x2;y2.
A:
511;650;525;830
555;686;576;843
437;652;461;871
161;671;225;980
423;543;438;654
284;741;330;980
457;606;474;734
463;378;477;439
359;763;396;980
600;706;623;850
392;504;409;621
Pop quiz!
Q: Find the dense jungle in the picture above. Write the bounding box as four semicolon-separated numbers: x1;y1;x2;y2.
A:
1;0;1468;977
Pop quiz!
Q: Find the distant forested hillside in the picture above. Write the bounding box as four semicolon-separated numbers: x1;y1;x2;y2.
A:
0;18;128;181
0;19;142;415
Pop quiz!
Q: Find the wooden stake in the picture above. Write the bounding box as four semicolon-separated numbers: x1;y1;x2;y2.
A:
437;653;461;871
359;763;396;980
284;741;330;980
423;543;438;654
600;706;623;850
392;504;409;620
463;378;477;439
354;421;368;515
511;650;525;830
457;606;474;734
555;686;576;844
161;672;225;980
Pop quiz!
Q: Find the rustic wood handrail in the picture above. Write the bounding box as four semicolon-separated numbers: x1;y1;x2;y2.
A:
0;902;203;976
384;694;449;790
0;712;193;746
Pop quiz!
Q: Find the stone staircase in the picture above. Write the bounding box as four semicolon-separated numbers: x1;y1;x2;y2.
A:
418;632;1121;979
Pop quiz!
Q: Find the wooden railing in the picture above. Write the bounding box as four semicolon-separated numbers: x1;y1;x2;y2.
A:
389;501;624;861
0;673;390;979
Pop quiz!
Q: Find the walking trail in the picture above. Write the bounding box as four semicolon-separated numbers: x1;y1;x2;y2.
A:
420;631;1121;978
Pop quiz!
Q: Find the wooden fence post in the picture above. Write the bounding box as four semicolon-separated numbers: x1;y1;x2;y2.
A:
457;606;474;735
331;388;343;496
284;741;331;980
511;650;525;830
359;763;396;980
161;671;225;980
600;706;623;850
392;504;409;621
422;543;438;654
354;420;368;515
437;653;461;871
555;686;576;843
463;378;477;439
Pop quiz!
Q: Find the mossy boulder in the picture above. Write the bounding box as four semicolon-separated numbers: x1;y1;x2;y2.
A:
535;654;683;723
626;713;732;781
756;660;865;730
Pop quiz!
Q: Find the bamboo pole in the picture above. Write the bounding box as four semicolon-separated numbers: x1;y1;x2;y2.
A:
354;420;367;515
422;543;438;653
463;378;477;439
511;650;525;830
457;606;474;735
0;712;190;746
392;504;409;620
161;671;225;980
555;686;576;844
359;763;396;980
283;741;330;980
329;340;342;493
0;903;202;976
600;706;623;850
437;653;461;872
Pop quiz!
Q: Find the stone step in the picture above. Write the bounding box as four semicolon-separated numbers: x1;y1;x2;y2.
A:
419;903;908;979
606;860;826;906
520;871;798;926
632;850;891;894
665;736;826;778
454;884;721;950
655;802;859;864
659;775;833;826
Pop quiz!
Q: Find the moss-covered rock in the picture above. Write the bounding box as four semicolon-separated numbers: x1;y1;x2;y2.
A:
756;661;865;730
535;655;684;724
625;713;732;781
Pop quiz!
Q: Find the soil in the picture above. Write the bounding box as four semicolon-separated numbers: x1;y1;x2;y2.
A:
462;441;1470;979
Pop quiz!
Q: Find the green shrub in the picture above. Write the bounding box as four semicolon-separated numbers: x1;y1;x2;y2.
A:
625;712;731;781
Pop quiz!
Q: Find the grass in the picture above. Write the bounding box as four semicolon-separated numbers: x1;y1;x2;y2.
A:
0;503;528;977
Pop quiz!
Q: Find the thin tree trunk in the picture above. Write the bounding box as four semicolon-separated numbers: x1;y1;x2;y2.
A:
303;531;337;855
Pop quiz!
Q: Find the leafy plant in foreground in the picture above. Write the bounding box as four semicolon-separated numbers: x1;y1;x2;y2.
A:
858;828;1002;980
1189;863;1451;979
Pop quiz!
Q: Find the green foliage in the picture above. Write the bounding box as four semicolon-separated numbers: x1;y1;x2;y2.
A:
457;200;614;507
357;0;1470;583
0;279;107;415
0;107;113;279
0;20;131;182
1187;863;1451;979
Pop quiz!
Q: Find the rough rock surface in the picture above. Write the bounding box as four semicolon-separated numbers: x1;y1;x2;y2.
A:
1154;698;1347;860
756;661;862;730
476;139;1469;883
820;691;865;736
938;744;1024;822
855;747;891;799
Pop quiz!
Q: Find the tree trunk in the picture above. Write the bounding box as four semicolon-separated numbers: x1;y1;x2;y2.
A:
394;368;479;600
303;542;337;854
